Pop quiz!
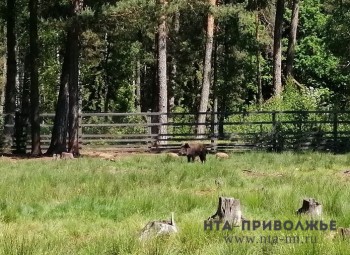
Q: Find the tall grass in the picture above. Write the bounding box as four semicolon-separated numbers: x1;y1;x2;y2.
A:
0;152;349;254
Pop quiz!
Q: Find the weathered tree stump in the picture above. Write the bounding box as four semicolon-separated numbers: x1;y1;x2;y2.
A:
208;197;242;226
296;198;322;217
338;227;350;240
140;212;178;240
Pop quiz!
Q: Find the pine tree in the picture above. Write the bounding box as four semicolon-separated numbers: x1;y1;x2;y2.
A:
197;0;216;137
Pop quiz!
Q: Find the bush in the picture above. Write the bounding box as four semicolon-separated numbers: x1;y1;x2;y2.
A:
221;81;337;151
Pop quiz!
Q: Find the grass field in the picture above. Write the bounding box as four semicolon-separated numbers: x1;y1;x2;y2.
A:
0;152;350;255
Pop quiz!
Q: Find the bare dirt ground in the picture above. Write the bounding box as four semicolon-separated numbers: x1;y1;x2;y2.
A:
0;149;160;162
80;149;158;161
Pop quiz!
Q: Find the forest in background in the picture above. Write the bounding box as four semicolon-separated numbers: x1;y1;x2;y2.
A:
0;0;349;155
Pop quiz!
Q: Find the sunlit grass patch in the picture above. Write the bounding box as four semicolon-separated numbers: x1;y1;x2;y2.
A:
0;152;349;254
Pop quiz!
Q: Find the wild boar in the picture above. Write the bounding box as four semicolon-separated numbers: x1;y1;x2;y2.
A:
179;143;207;163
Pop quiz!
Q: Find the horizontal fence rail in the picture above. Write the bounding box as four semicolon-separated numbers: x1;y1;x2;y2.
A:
1;110;350;153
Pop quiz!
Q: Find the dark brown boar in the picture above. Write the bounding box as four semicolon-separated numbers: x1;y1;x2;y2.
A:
179;143;207;163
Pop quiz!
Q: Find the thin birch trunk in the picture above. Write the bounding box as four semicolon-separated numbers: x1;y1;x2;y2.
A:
158;0;168;144
285;0;299;78
272;0;285;97
197;0;216;138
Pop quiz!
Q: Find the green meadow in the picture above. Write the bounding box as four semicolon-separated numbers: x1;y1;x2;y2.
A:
0;152;350;255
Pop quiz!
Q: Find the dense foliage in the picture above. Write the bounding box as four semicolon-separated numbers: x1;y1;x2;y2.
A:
0;0;349;114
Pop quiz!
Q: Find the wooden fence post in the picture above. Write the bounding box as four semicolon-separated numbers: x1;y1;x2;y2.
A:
158;111;168;145
211;110;218;153
78;110;82;149
272;111;277;151
146;109;152;148
14;111;27;154
78;86;83;150
0;114;2;151
2;113;15;154
333;111;338;152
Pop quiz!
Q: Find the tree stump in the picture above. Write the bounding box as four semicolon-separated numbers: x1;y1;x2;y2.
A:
338;227;350;240
140;212;178;240
296;198;322;217
208;197;242;226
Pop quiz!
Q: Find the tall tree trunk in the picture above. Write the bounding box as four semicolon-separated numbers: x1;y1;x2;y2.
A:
46;34;70;155
16;46;26;110
1;30;7;114
15;52;30;154
255;10;262;106
0;88;4;115
135;59;141;112
197;0;216;137
158;0;168;144
3;0;17;153
169;11;180;112
68;0;83;155
168;11;180;136
219;9;229;138
212;37;218;151
285;0;299;78
103;33;110;113
150;36;158;113
67;25;79;155
272;0;285;97
29;0;41;156
21;53;30;117
47;0;82;155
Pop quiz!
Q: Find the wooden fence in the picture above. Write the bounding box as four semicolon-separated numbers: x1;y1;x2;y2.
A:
1;110;350;153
